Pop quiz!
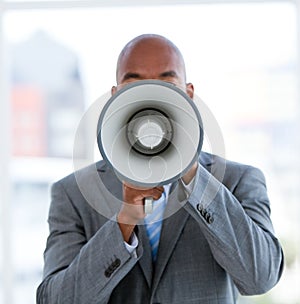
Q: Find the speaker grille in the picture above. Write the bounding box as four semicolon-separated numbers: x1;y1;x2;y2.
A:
126;108;173;156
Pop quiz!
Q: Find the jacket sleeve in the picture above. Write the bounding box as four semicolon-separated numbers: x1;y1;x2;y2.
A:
183;163;284;295
36;181;141;304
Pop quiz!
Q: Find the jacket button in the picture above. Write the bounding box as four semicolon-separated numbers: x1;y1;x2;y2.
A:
112;258;121;269
104;258;121;277
104;269;112;278
201;208;207;217
205;212;214;224
196;204;203;213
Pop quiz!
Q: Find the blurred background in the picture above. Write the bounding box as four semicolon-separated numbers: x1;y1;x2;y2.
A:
0;0;299;303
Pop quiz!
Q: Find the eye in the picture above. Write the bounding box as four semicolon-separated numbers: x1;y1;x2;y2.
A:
160;71;178;78
123;73;141;81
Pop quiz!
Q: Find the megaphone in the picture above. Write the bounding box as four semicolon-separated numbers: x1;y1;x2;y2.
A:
97;80;203;213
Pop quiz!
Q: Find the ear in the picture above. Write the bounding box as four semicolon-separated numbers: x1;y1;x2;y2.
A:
186;82;194;99
111;86;117;96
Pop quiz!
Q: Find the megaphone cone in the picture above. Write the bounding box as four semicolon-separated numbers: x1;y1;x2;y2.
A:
97;80;203;212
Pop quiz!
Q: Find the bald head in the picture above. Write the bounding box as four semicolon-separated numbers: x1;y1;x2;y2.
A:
115;34;188;89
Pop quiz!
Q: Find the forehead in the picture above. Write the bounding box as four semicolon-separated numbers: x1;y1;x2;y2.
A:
117;38;185;78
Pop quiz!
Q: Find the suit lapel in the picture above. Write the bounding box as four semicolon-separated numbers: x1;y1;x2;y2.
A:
96;162;123;200
151;184;190;292
136;224;153;288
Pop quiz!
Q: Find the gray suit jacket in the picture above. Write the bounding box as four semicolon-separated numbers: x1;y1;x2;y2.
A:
36;152;283;304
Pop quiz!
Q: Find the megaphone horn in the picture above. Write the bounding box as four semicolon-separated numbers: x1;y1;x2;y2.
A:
97;80;203;213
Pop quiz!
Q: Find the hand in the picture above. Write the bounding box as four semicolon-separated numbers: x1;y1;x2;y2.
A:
117;182;164;242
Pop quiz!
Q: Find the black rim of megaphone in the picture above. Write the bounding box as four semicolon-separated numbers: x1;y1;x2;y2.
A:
97;79;204;187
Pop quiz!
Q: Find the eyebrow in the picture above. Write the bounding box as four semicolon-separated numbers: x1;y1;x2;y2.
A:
121;70;179;82
159;70;178;78
122;72;141;81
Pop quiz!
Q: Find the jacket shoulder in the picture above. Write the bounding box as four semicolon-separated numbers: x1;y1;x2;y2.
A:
53;160;107;188
199;151;265;189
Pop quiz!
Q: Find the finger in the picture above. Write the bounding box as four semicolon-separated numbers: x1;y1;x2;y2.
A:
123;182;163;193
123;182;151;191
146;187;164;200
123;183;164;202
155;186;164;193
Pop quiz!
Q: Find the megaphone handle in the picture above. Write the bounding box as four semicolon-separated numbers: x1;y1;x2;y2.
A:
144;197;153;214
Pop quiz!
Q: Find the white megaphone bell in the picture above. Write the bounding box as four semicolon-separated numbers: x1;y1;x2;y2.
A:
97;80;203;213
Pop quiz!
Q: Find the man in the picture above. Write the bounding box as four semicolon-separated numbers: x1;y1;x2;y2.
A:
37;34;283;304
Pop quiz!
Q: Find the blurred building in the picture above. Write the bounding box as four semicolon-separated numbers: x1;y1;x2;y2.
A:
10;30;86;158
